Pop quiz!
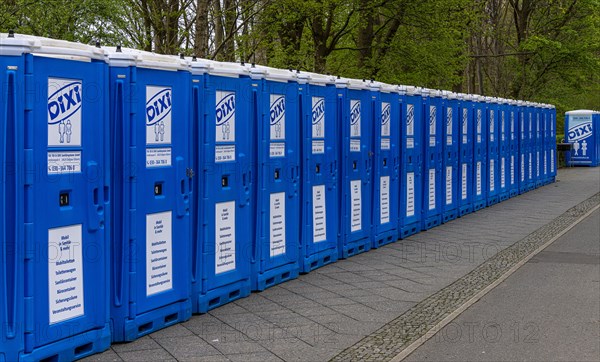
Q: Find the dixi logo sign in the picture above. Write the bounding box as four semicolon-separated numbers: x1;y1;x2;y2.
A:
446;108;452;126
270;96;285;125
146;88;172;125
381;103;391;125
216;93;235;126
568;121;593;142
312;98;325;125
48;81;82;124
407;105;414;125
350;101;361;125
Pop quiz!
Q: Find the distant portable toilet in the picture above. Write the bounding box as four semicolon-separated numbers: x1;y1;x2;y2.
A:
525;102;536;190
497;98;511;201
0;33;111;360
518;101;529;194
370;82;400;247
249;65;301;291
540;104;550;184
547;105;558;180
565;110;599;166
533;103;543;187
441;91;459;223
486;97;499;206
105;48;192;341
298;72;339;273
457;93;474;216
191;61;253;313
421;89;443;230
336;77;373;258
472;95;487;211
399;86;423;238
508;100;520;197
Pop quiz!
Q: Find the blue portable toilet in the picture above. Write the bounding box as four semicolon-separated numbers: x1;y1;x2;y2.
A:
335;77;373;258
190;61;254;313
297;72;339;273
533;103;543;187
370;82;400;247
457;93;474;216
525;102;536;190
517;101;527;194
472;95;488;211
485;97;499;206
441;91;459;222
421;89;443;230
547;104;558;181
0;34;111;360
508;99;520;197
565;110;600;166
497;98;511;201
105;48;192;341
398;86;423;238
248;65;301;291
540;103;550;185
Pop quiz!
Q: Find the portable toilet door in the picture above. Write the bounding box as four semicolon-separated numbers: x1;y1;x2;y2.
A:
336;77;373;258
498;98;510;201
298;72;339;273
533;103;542;187
0;33;111;361
248;65;301;291
526;102;536;190
485;97;499;206
370;82;400;248
565;110;598;166
540;104;550;185
548;105;557;181
399;86;423;238
457;94;474;216
421;89;443;230
518;101;528;194
472;95;488;211
441;91;459;223
508;100;519;197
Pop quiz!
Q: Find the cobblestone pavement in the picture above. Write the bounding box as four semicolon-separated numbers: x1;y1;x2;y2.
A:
84;167;600;362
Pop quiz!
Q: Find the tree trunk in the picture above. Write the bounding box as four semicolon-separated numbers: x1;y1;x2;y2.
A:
195;0;211;57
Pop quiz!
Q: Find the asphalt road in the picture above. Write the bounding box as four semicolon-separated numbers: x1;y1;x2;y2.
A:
405;208;600;362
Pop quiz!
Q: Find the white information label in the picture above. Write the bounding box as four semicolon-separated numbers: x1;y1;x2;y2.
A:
463;135;467;144
528;153;532;180
445;166;452;205
215;145;236;162
216;91;235;143
511;155;515;185
312;185;327;243
270;192;286;257
406;104;415;136
461;164;467;200
476;161;482;196
48;151;81;174
407;138;414;149
381;102;391;137
48;224;84;324
270;142;285;158
381;138;391;150
501;157;506;188
350;180;362;232
146;86;172;145
536;152;540;177
551;151;555;172
544;151;548;175
215;201;236;274
446;136;453;145
270;94;286;141
406;172;415;217
428;168;436;210
380;176;390;224
430;136;436;147
521;154;525;182
312;140;325;154
48;78;82;147
350;100;361;137
312;97;325;138
146;147;172;168
490;159;495;192
146;211;173;296
350;139;361;152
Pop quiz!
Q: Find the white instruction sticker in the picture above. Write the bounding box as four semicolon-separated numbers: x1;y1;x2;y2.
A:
270;192;286;257
146;86;172;145
406;172;415;217
461;164;467;200
380;176;390;224
511;155;515;185
381;102;391;137
551;150;555;173
521;154;525;182
270;142;285;158
381;138;391;150
216;91;235;143
430;136;436;147
146;147;172;168
215;201;236;274
146;211;173;296
501;157;506;189
312;185;327;243
312;140;325;154
48;78;82;147
350;180;362;232
406;104;415;136
215;145;236;162
490;159;495;192
445;166;452;205
312;97;325;138
48;151;81;174
528;153;532;180
350;100;361;137
350;139;361;152
428;168;436;210
48;224;84;324
270;94;286;141
476;161;482;196
536;152;540;177
544;151;547;175
407;138;414;149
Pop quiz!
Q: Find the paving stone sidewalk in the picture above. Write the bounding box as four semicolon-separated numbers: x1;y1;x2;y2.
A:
85;167;600;362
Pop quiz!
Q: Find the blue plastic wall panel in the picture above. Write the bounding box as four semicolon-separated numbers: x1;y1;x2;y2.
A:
441;94;459;223
194;67;253;313
251;73;301;291
457;96;474;216
399;90;423;238
472;98;488;211
421;92;443;230
566;110;599;166
0;41;111;360
497;101;510;201
337;81;373;258
108;55;192;342
299;78;339;273
371;86;400;247
508;104;520;197
486;99;499;206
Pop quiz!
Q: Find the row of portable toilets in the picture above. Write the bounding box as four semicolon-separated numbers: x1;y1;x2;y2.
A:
0;34;557;361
